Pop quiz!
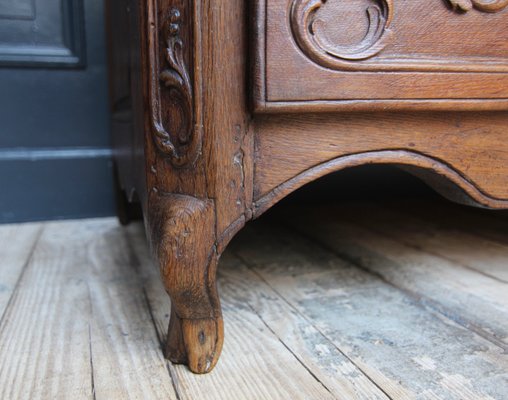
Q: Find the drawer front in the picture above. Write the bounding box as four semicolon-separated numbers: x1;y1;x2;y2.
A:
252;0;508;112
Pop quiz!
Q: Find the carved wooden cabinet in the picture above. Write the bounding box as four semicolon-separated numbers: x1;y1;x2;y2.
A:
107;0;508;373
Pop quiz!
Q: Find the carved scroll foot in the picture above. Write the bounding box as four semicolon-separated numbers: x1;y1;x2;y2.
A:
165;307;224;373
148;192;223;373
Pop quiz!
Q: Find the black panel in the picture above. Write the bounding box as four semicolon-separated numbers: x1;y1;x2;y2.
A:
0;0;114;223
0;0;85;67
0;155;114;223
0;0;34;19
0;0;109;149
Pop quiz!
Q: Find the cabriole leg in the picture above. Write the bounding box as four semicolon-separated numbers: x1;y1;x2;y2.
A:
148;192;223;373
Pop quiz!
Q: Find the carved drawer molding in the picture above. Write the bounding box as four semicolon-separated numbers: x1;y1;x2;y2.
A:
252;0;508;112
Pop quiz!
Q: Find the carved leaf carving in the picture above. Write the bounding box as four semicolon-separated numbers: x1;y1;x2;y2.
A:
148;2;201;168
159;8;194;147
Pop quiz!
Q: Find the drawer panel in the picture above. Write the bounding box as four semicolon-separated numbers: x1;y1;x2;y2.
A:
251;0;508;112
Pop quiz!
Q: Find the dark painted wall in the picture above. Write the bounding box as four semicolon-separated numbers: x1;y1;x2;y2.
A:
0;0;114;223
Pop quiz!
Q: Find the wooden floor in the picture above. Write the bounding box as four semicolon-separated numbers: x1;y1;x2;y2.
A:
0;200;507;399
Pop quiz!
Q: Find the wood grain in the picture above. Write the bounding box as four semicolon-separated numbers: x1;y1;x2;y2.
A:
0;222;42;317
200;0;254;235
387;200;508;246
279;204;508;349
86;222;178;399
147;192;223;374
232;220;508;400
348;202;508;283
218;252;391;400
253;112;508;206
0;219;178;400
0;221;94;399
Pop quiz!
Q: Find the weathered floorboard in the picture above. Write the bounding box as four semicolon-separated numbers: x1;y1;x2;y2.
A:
0;220;178;400
386;200;508;246
218;252;391;400
280;205;508;350
233;220;508;400
86;222;178;400
350;202;508;283
0;221;94;399
0;222;42;317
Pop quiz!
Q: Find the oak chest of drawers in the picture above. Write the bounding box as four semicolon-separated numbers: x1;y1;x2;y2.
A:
107;0;508;373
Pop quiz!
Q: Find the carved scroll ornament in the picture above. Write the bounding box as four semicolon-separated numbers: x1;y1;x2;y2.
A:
290;0;508;68
290;0;394;62
148;3;201;168
448;0;508;12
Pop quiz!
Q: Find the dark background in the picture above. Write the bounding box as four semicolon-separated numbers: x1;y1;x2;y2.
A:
0;0;113;223
0;0;439;224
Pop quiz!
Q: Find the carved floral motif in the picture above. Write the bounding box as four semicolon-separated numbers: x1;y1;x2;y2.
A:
149;3;201;168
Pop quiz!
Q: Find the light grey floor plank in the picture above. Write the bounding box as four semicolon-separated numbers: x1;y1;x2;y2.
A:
349;203;508;283
386;200;508;246
0;221;94;400
281;205;508;350
233;220;508;400
86;221;178;400
218;252;391;400
0;222;42;317
0;219;178;400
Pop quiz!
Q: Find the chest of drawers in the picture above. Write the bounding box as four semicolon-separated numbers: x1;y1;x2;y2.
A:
107;0;508;373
